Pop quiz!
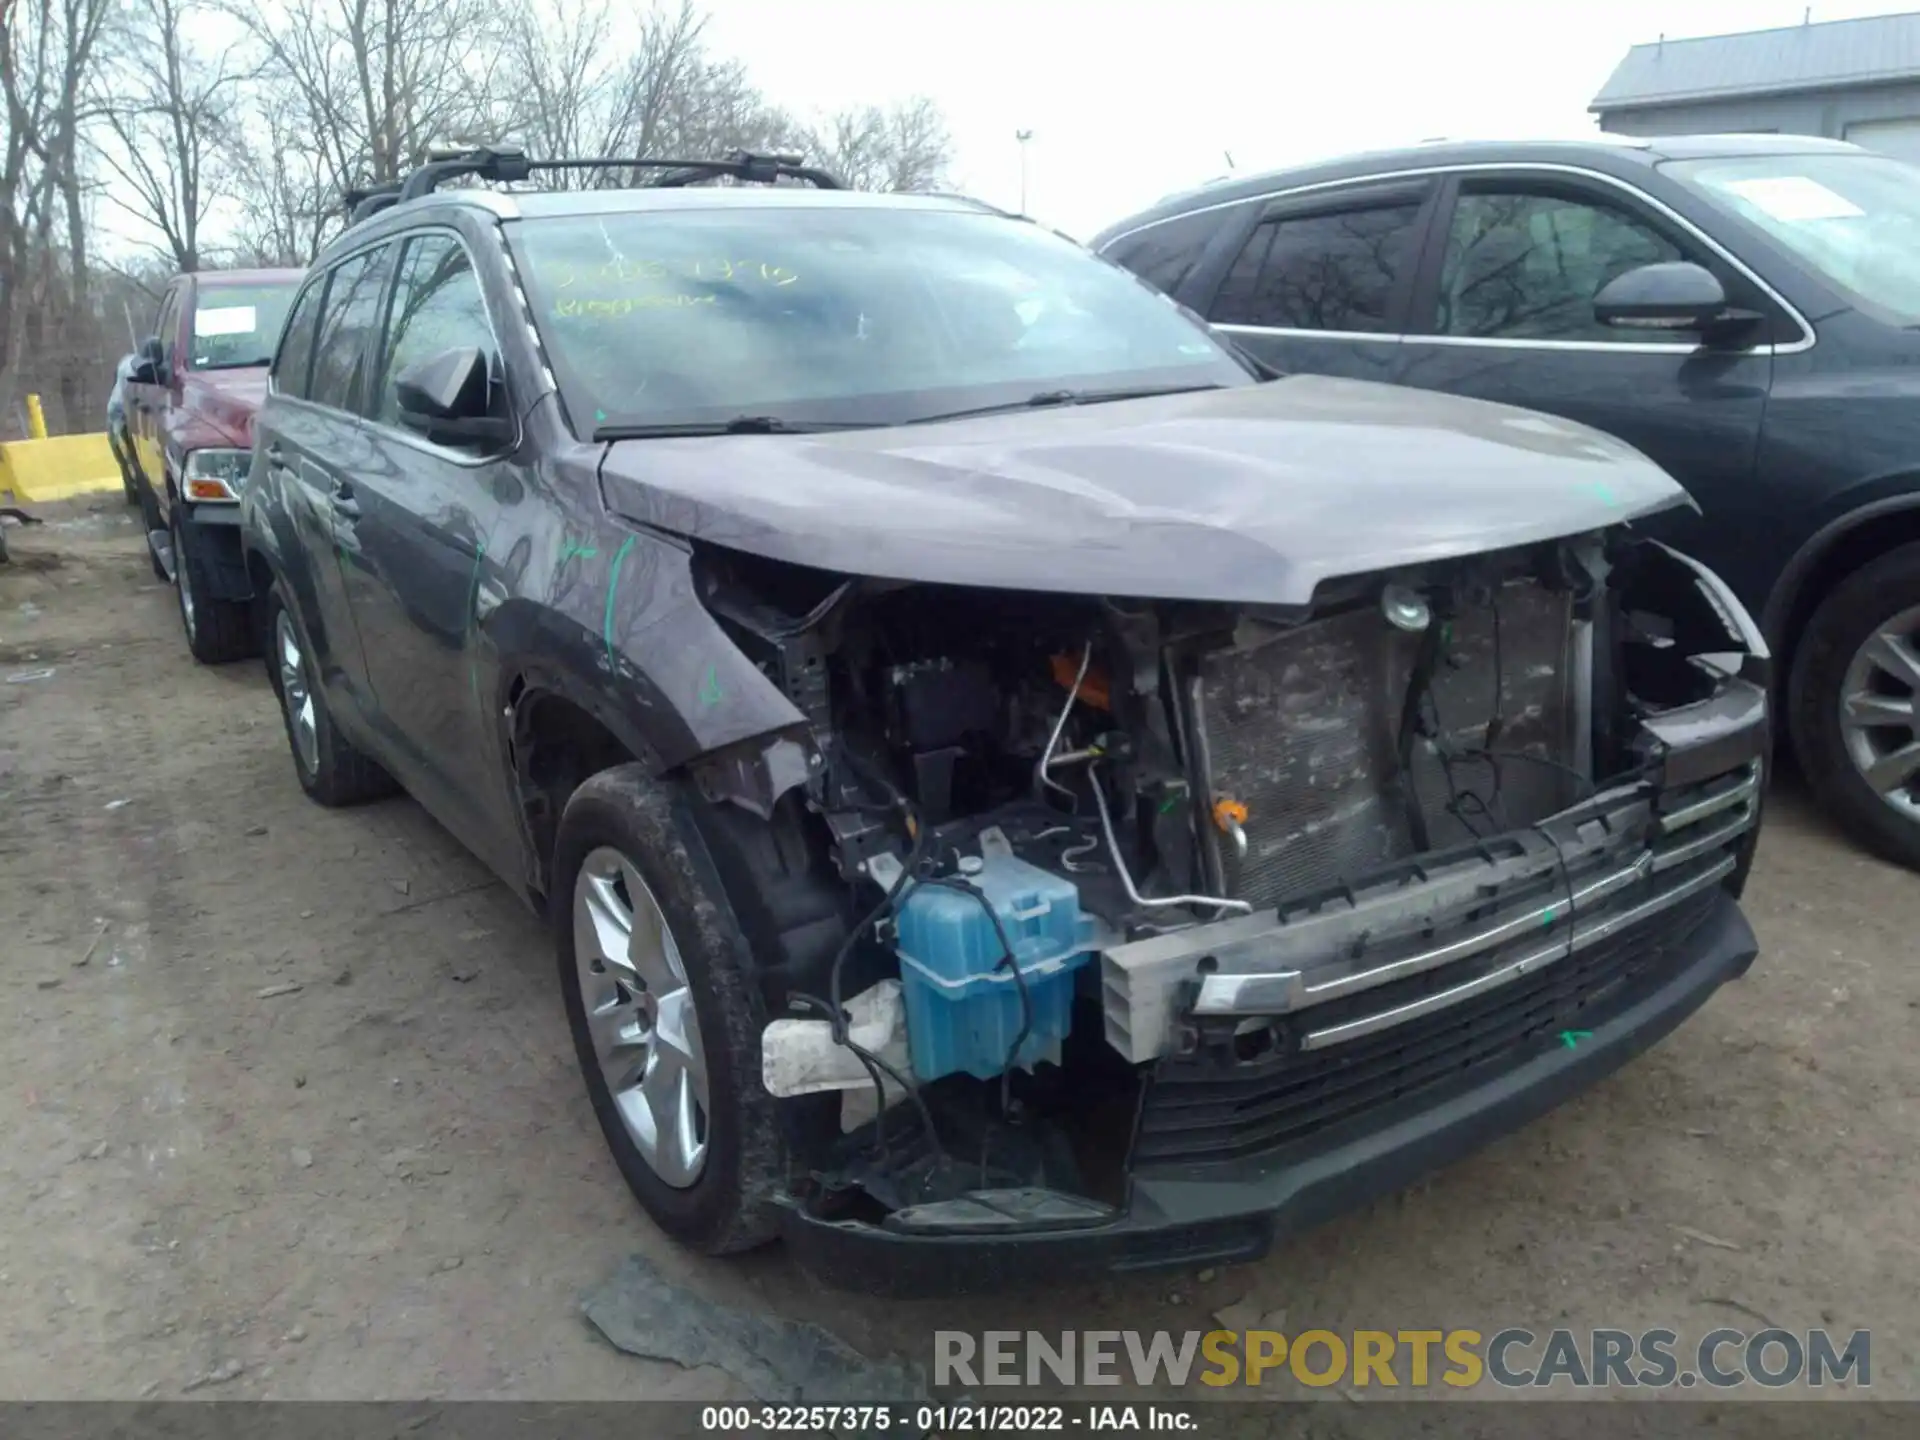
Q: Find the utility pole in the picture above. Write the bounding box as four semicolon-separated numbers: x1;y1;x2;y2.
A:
1015;129;1034;214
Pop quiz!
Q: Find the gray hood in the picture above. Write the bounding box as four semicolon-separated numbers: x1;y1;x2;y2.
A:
598;373;1691;607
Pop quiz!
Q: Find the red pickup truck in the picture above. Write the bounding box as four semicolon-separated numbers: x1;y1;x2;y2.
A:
125;267;303;662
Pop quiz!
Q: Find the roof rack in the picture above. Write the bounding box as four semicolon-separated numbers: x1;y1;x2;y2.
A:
356;145;842;211
343;182;405;226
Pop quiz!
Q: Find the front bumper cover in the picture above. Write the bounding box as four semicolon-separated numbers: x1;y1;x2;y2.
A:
778;888;1756;1298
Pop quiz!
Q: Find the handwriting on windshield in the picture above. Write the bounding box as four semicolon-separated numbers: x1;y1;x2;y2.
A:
553;293;720;317
548;259;799;288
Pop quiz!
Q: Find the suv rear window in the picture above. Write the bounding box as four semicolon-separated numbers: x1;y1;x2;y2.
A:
508;205;1250;431
190;282;301;371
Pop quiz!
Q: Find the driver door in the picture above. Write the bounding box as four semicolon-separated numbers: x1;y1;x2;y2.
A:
1390;171;1775;561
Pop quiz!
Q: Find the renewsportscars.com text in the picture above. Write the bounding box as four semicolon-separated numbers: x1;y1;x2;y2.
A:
934;1327;1870;1390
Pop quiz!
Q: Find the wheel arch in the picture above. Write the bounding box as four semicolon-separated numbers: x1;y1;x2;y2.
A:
1765;486;1920;683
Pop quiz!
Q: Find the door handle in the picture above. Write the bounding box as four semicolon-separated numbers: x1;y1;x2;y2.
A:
265;443;285;463
330;481;360;519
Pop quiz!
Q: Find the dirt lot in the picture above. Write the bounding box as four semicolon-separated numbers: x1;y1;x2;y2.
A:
1;499;1915;1403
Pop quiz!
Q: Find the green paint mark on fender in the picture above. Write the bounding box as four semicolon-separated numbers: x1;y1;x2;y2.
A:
559;541;598;563
698;662;724;708
1558;1029;1594;1050
602;533;637;665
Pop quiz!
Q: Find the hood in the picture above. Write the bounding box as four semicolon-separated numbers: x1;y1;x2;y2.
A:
178;367;269;448
598;373;1692;608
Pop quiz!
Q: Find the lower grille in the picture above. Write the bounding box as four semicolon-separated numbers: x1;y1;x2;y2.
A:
1133;884;1719;1167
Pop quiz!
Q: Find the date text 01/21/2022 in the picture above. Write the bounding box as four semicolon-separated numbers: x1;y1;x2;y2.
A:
697;1404;1197;1432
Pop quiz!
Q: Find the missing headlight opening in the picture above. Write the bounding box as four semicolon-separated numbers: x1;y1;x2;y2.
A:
683;528;1767;1247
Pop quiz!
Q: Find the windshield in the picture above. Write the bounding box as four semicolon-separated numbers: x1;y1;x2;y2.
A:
1668;151;1920;324
508;205;1251;431
190;282;300;370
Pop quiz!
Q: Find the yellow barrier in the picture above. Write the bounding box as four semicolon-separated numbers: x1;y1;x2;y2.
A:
0;432;122;503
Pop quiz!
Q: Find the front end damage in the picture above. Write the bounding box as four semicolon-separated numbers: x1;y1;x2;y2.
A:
684;527;1768;1295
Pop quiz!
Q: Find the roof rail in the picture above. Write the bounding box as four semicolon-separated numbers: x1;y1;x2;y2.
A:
371;145;842;209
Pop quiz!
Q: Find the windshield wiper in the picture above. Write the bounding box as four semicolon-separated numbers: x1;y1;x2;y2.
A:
904;382;1228;426
593;415;875;441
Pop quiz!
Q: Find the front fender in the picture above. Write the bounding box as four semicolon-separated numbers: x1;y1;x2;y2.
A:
487;527;808;775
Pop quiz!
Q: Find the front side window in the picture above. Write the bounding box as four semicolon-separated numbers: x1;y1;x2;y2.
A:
371;233;496;428
1210;203;1423;333
273;279;328;400
1669;151;1920;325
508;205;1250;432
189;281;302;371
308;247;392;413
1435;187;1684;342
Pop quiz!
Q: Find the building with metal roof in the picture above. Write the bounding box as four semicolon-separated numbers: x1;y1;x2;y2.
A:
1591;10;1920;161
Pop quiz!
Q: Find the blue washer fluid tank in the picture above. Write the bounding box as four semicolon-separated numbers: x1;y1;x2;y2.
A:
894;853;1096;1083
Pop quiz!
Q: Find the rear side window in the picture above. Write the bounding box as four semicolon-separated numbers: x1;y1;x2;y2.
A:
1210;202;1424;333
370;233;496;427
273;279;327;400
308;246;392;413
1436;188;1684;342
1103;209;1227;298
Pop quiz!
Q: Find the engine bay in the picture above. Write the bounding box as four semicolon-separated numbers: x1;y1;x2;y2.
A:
685;527;1767;1227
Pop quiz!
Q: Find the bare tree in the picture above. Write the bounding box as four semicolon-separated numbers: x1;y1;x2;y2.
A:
1;0;117;431
88;0;243;271
490;0;801;185
223;90;339;265
226;0;505;210
804;96;952;193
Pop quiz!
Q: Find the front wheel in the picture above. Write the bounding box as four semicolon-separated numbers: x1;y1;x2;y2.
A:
1791;540;1920;869
552;765;786;1255
172;512;253;664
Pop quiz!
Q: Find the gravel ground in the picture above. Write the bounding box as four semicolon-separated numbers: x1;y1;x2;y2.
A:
1;500;1912;1403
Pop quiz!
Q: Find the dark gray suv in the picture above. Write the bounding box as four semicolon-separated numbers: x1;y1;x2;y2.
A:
1095;133;1920;869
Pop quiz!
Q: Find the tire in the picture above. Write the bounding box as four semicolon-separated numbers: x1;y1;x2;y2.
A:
1790;539;1920;869
264;582;398;807
172;512;254;664
552;764;786;1255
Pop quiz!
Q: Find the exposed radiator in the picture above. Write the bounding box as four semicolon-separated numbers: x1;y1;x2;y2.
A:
1191;578;1580;910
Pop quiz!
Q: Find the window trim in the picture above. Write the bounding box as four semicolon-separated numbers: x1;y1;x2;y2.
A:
362;223;520;467
1099;161;1817;357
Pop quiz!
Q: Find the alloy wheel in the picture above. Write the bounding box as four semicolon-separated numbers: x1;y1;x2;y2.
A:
572;845;710;1188
274;610;319;778
1839;604;1920;821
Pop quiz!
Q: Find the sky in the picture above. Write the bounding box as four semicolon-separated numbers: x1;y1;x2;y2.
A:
695;0;1920;239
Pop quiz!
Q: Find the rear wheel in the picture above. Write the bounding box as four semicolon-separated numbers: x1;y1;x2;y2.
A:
1791;541;1920;869
265;583;397;807
552;765;785;1254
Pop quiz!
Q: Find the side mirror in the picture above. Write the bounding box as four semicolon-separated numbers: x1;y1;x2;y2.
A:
394;346;512;448
132;334;164;385
1593;261;1749;336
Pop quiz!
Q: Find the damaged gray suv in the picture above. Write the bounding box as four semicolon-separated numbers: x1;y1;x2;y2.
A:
240;148;1769;1296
